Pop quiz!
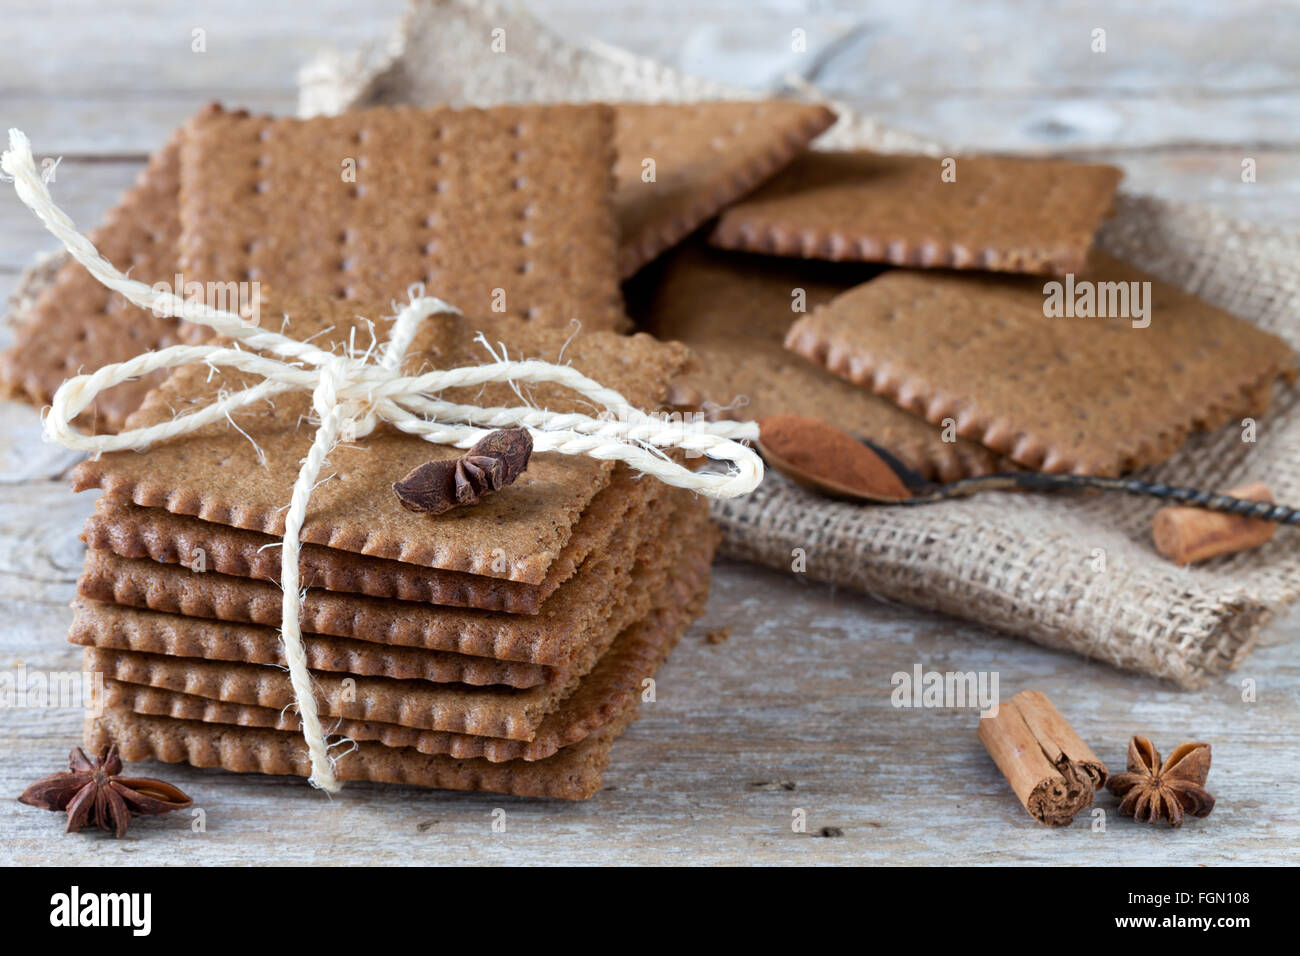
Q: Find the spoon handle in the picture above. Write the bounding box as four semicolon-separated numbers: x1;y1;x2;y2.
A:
909;472;1300;524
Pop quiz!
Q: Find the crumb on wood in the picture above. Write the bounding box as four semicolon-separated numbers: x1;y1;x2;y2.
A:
704;626;731;645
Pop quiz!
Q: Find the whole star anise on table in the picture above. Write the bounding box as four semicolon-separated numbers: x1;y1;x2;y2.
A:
1106;736;1215;827
18;746;192;838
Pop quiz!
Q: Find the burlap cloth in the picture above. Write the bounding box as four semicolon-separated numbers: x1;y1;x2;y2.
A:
14;0;1298;687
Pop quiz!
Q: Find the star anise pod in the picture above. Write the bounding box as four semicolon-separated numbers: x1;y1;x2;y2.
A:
1106;736;1215;828
18;746;192;838
393;427;533;515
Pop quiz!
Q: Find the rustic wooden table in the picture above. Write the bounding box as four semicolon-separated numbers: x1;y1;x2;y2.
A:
2;1;1297;866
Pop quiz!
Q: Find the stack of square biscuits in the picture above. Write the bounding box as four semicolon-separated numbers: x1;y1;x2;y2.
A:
7;97;852;798
72;293;717;800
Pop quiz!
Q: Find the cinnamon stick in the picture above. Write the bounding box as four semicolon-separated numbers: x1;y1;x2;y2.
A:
1011;690;1108;791
978;690;1107;827
1152;481;1275;566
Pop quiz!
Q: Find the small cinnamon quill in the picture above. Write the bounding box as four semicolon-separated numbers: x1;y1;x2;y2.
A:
1152;481;1275;565
978;690;1107;827
393;427;533;515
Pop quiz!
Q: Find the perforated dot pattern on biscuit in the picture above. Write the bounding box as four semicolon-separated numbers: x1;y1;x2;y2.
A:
175;104;626;326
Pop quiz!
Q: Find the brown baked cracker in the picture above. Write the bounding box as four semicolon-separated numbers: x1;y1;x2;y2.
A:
710;150;1123;276
614;101;836;277
72;291;694;581
0;132;186;432
785;253;1299;475
2;100;632;431
637;242;1008;482
98;536;711;761
86;705;632;800
81;467;646;613
70;600;554;688
78;489;709;666
179;102;625;330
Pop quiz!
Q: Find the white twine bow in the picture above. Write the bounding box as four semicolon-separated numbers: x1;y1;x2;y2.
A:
2;129;762;792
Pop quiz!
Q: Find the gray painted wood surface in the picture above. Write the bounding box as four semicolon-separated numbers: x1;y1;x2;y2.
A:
1;0;1296;865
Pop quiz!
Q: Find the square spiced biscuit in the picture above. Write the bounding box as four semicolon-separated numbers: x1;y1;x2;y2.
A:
2;101;634;429
70;477;674;690
711;150;1122;276
71;599;557;688
639;243;1008;481
82;506;719;797
178;102;627;330
785;254;1298;475
97;584;690;764
80;508;712;742
72;291;694;582
81;467;649;613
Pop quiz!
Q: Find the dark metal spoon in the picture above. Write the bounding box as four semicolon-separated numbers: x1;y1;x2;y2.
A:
756;415;1300;524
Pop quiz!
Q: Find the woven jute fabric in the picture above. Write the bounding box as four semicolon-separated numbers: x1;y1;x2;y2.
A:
15;0;1298;687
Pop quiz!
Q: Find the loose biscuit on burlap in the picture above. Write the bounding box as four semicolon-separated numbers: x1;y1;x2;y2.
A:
711;150;1123;276
81;465;649;613
99;529;714;761
309;0;841;276
785;254;1298;475
72;291;695;582
638;242;1009;481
